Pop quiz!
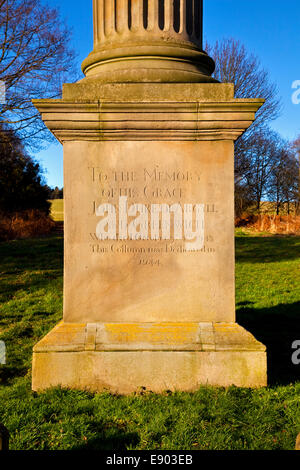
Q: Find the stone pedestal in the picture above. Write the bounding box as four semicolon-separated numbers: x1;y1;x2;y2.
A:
33;323;266;393
32;1;267;392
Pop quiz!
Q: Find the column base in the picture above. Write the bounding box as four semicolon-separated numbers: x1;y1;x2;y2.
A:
32;322;267;393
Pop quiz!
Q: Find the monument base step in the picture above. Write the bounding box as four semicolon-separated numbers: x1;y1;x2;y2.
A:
32;322;267;392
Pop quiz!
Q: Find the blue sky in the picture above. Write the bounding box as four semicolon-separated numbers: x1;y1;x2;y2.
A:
37;0;300;188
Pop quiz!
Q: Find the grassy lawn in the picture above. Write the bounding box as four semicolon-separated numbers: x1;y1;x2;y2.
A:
0;233;299;450
49;199;64;222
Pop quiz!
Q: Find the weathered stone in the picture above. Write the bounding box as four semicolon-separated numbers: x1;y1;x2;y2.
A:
62;82;234;102
32;0;267;393
32;321;267;392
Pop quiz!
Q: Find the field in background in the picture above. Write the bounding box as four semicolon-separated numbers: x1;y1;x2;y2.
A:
50;199;64;222
0;232;299;450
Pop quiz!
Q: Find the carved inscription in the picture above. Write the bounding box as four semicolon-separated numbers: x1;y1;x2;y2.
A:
88;166;217;267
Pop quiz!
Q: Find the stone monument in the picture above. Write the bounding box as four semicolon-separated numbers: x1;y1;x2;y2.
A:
32;0;267;392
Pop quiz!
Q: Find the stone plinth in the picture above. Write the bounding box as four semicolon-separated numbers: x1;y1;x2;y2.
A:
33;322;266;393
32;82;267;391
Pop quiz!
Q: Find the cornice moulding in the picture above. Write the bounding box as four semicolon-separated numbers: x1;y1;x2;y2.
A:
33;99;264;143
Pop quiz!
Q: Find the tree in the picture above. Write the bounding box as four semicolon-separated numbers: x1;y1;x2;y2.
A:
205;38;282;213
0;0;77;148
292;136;300;214
234;129;299;216
0;125;50;213
268;141;299;215
48;186;63;200
206;38;281;131
234;181;254;217
235;128;283;212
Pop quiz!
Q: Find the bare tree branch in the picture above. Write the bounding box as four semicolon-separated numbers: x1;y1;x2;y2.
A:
205;38;282;132
0;0;79;149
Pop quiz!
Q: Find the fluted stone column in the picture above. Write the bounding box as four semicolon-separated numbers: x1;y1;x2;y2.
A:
82;0;215;82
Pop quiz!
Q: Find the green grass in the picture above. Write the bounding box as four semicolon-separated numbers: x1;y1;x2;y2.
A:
50;199;64;222
0;233;299;450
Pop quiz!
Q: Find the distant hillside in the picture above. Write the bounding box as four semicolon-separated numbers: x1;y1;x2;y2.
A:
50;199;64;222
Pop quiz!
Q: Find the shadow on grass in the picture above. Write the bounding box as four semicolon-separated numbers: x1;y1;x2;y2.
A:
0;236;63;271
236;236;300;264
0;272;61;303
0;366;28;385
237;301;300;386
0;235;63;303
71;429;140;451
